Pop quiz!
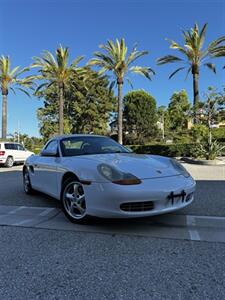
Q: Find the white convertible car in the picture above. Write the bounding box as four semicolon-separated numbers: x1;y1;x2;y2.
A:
23;134;196;223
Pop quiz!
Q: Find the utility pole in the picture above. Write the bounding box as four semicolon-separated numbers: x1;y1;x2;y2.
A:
17;121;20;143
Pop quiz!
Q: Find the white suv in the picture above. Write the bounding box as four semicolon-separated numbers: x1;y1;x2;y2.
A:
0;142;34;168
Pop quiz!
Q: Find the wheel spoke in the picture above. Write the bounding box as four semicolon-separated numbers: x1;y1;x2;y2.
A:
77;194;85;202
66;192;75;200
73;184;79;196
75;203;85;214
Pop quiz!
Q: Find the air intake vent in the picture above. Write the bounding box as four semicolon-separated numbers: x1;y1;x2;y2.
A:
120;201;154;212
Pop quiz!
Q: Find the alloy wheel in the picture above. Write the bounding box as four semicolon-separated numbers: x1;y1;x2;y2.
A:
63;181;86;220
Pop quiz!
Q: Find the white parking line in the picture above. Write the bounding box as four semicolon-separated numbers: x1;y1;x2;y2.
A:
188;230;201;241
8;206;26;214
186;215;201;241
39;207;58;217
12;219;34;226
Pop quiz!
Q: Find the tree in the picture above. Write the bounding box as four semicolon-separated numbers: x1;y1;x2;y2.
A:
0;56;33;139
89;38;155;144
157;23;225;122
37;68;115;141
167;90;191;131
32;45;84;135
123;90;157;144
201;87;225;146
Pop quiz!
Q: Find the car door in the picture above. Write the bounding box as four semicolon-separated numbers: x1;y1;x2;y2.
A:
31;140;59;197
5;143;18;161
16;144;27;162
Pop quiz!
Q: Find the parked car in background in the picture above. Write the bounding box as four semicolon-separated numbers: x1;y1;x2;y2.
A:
23;134;196;224
0;142;34;167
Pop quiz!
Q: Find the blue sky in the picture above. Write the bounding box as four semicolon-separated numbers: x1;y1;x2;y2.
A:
0;0;224;136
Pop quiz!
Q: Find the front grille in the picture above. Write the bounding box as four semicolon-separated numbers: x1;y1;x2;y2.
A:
120;201;154;212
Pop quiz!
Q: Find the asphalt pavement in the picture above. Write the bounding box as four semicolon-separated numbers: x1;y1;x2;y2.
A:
0;226;225;300
0;164;225;299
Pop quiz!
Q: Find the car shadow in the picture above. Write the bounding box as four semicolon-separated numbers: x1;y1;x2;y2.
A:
0;169;61;208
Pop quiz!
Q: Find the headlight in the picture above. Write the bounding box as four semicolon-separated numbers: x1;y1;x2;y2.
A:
97;163;141;185
170;159;190;178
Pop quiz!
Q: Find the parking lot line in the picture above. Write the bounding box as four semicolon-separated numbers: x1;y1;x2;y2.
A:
0;204;225;243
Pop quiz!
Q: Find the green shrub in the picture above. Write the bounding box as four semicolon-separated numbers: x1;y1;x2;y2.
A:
129;142;225;158
212;128;225;142
189;125;208;143
129;143;196;157
33;148;42;155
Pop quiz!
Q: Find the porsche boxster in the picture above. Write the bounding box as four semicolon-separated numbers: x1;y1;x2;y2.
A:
23;134;196;223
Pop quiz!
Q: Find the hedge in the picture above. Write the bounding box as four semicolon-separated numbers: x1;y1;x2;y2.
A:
129;143;199;157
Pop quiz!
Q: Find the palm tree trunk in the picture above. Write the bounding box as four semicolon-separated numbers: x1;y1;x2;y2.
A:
59;85;64;135
1;93;7;139
117;81;123;144
192;67;200;124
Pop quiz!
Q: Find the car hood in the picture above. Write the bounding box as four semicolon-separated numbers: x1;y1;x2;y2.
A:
81;153;181;179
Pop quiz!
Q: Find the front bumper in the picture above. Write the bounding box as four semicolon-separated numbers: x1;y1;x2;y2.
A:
84;175;196;218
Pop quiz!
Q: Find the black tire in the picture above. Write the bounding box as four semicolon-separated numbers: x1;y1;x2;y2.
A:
23;168;35;194
61;177;91;224
5;156;14;168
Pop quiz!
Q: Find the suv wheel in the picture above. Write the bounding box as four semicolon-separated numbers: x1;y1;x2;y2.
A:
5;157;14;168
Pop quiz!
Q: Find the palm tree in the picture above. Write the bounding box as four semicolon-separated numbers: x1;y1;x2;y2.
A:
32;46;84;135
0;56;33;139
89;38;155;144
157;23;225;123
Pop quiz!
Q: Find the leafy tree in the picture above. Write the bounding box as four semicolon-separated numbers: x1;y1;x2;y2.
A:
167;90;191;131
37;68;115;141
189;124;208;143
89;38;155;144
201;87;225;146
123;90;157;144
0;56;33;139
157;23;225;122
32;45;84;135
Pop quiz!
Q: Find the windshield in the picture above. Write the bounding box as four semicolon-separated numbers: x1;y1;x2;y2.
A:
60;136;131;157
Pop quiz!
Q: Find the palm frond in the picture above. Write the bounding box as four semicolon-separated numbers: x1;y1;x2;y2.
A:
129;66;155;80
208;36;225;50
34;82;49;94
109;80;116;92
157;55;183;65
9;87;16;95
70;56;84;68
199;23;208;49
126;78;133;89
126;50;148;67
168;67;185;79
209;46;225;57
204;63;216;73
185;66;192;80
16;87;30;97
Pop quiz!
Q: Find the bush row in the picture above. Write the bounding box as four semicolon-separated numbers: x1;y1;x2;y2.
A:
129;143;225;157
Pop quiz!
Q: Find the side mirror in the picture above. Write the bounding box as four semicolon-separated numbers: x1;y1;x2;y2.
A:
41;149;58;157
